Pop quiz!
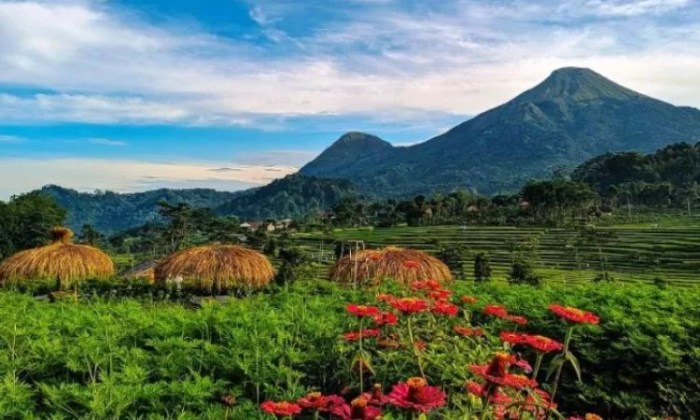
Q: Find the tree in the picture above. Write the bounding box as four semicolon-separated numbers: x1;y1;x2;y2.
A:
157;201;194;253
473;252;492;282
437;245;466;279
79;224;103;246
508;260;541;286
2;192;66;254
275;247;307;286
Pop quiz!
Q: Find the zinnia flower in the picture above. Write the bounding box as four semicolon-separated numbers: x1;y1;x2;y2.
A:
524;335;563;353
331;396;382;420
499;331;527;345
347;304;381;318
414;340;427;352
297;392;344;412
470;352;537;389
343;329;381;341
373;311;398;326
361;383;388;406
427;289;452;301
386;377;446;413
505;315;528;325
403;260;420;269
461;295;478;304
454;326;485;337
376;293;395;304
411;279;442;292
465;381;511;404
549;304;600;324
431;301;459;317
389;297;428;314
260;400;302;417
483;304;509;319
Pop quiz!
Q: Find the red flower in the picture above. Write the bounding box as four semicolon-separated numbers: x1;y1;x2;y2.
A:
454;326;485;337
260;401;303;417
331;396;382;420
505;315;528;325
427;289;452;301
461;295;478;304
524;335;563;353
347;304;381;318
465;381;511;404
343;329;381;341
514;357;532;373
483;304;509;319
386;377;446;413
361;383;388;406
410;279;442;292
389;297;428;314
431;301;459;317
499;331;527;345
549;304;600;325
470;352;537;389
297;392;344;412
376;293;396;304
414;340;427;352
373;311;398;326
403;260;420;269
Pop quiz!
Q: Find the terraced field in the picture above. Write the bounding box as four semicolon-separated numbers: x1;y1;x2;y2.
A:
292;225;700;286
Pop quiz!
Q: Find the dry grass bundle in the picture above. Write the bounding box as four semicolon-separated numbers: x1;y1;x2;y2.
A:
154;245;274;293
330;246;453;287
0;227;115;289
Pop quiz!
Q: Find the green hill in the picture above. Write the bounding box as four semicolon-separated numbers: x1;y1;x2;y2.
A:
301;67;700;196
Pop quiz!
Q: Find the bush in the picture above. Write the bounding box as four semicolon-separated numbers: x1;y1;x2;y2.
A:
473;252;492;282
508;260;542;285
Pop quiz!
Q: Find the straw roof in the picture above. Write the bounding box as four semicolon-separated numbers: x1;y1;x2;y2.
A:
330;246;453;286
0;227;115;289
154;245;274;293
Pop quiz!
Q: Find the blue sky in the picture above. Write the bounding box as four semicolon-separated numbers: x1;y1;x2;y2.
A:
1;0;700;198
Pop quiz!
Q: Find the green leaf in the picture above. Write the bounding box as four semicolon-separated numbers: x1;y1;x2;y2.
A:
565;351;582;383
546;353;565;381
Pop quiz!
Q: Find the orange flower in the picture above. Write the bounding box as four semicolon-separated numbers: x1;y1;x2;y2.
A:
343;329;381;341
347;304;381;318
549;304;599;324
454;326;485;337
403;260;420;269
376;293;396;304
431;301;459;317
505;315;528;325
386;377;446;413
260;400;303;417
499;331;527;345
524;335;563;353
461;295;478;304
389;297;428;314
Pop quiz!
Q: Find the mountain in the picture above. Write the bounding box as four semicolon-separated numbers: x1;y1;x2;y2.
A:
41;185;247;234
301;67;700;196
215;174;359;219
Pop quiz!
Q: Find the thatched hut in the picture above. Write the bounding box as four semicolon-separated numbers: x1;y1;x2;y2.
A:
154;245;274;293
330;246;453;287
0;227;115;289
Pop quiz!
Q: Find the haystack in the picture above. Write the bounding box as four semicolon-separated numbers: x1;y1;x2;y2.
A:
0;227;115;289
330;246;453;286
154;245;274;293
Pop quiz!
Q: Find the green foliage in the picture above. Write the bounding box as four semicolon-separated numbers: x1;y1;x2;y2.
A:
0;191;66;259
436;245;467;279
508;260;542;286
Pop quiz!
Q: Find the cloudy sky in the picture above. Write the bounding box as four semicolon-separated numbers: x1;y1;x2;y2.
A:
1;0;700;198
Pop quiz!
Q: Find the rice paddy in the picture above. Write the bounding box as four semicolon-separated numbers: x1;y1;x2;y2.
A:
292;225;700;286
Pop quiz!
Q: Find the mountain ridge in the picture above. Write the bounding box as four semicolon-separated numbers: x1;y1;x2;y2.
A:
300;67;700;195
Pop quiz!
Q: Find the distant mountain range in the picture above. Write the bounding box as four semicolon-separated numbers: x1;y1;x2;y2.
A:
41;175;358;233
300;67;700;196
37;67;700;232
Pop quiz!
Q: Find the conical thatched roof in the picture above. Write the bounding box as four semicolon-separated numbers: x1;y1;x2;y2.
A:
154;245;274;293
0;227;115;289
330;246;453;286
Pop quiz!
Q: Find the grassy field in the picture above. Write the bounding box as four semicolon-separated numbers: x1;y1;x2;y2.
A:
292;225;700;286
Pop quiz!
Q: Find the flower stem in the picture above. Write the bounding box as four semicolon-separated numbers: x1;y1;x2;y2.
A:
359;318;365;394
406;316;425;379
548;326;574;418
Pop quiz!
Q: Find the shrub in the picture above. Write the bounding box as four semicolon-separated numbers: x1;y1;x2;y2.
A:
473;252;492;282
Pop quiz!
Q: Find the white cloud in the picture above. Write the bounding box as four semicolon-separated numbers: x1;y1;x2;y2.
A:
0;157;297;200
0;135;24;143
0;0;698;127
87;138;127;147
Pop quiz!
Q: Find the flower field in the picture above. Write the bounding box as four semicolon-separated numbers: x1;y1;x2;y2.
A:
0;279;697;419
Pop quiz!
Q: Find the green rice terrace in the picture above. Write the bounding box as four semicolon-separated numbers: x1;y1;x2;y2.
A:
292;225;700;286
